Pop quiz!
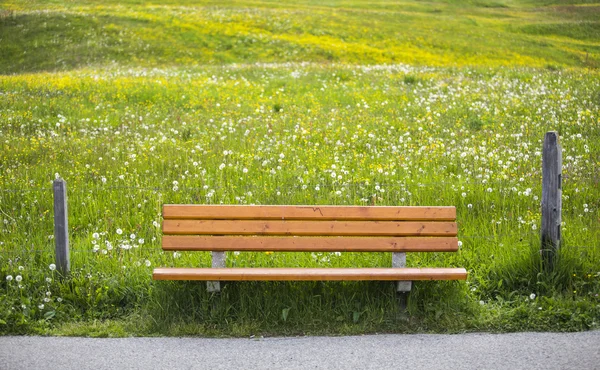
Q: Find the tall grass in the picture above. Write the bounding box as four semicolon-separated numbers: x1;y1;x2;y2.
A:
1;0;599;73
0;0;599;335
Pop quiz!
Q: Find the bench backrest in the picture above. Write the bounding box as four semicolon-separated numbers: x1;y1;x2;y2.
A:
162;205;458;252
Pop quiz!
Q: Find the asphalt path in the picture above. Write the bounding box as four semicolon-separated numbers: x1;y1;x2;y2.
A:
1;331;599;370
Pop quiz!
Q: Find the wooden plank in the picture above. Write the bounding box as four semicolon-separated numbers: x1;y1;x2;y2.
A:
162;236;459;252
162;220;457;236
541;131;562;271
163;205;456;221
153;267;468;281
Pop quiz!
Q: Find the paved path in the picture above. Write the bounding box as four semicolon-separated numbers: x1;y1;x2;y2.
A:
1;331;599;370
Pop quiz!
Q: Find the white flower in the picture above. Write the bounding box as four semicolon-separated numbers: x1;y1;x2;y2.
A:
138;238;144;245
49;264;56;271
219;163;226;170
18;266;24;271
92;233;100;239
486;188;492;193
467;204;473;209
101;177;107;184
46;278;52;283
479;300;485;306
57;297;63;302
315;186;320;191
38;304;44;310
6;275;13;282
529;293;536;300
145;260;151;267
458;241;463;247
130;233;136;240
116;228;123;235
15;275;22;282
242;168;248;173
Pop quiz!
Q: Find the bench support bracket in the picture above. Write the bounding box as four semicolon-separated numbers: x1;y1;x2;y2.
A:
392;252;412;292
207;251;226;292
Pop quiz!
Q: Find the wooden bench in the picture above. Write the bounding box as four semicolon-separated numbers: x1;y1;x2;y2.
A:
153;205;467;292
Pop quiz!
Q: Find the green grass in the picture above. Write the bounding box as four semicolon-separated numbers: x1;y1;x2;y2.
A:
1;0;600;73
0;0;599;336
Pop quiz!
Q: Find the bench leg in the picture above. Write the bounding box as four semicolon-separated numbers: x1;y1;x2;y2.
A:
207;251;226;293
392;252;412;293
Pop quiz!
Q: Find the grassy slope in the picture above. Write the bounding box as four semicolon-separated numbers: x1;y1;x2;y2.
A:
1;0;599;73
0;1;599;336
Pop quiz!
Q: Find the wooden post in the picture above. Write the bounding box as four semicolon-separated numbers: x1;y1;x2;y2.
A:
541;131;562;271
207;251;225;292
53;179;70;275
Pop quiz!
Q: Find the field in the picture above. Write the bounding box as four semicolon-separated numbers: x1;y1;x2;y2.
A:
0;0;599;336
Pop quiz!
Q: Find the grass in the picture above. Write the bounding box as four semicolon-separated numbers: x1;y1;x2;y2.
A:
0;0;599;336
1;0;600;73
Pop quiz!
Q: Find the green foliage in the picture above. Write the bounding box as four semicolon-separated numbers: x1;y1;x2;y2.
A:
0;0;599;337
1;0;599;73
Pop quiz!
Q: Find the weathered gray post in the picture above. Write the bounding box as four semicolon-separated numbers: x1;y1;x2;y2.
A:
207;252;225;292
393;253;412;293
53;179;70;275
541;131;562;271
393;252;411;310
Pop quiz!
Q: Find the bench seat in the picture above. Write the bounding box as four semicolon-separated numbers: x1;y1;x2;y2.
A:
153;267;468;281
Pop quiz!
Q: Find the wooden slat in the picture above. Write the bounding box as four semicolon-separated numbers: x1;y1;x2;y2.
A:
163;205;456;221
152;267;468;281
162;236;459;252
162;220;457;237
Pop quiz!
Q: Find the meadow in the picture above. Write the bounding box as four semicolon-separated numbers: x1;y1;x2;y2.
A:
0;0;599;336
